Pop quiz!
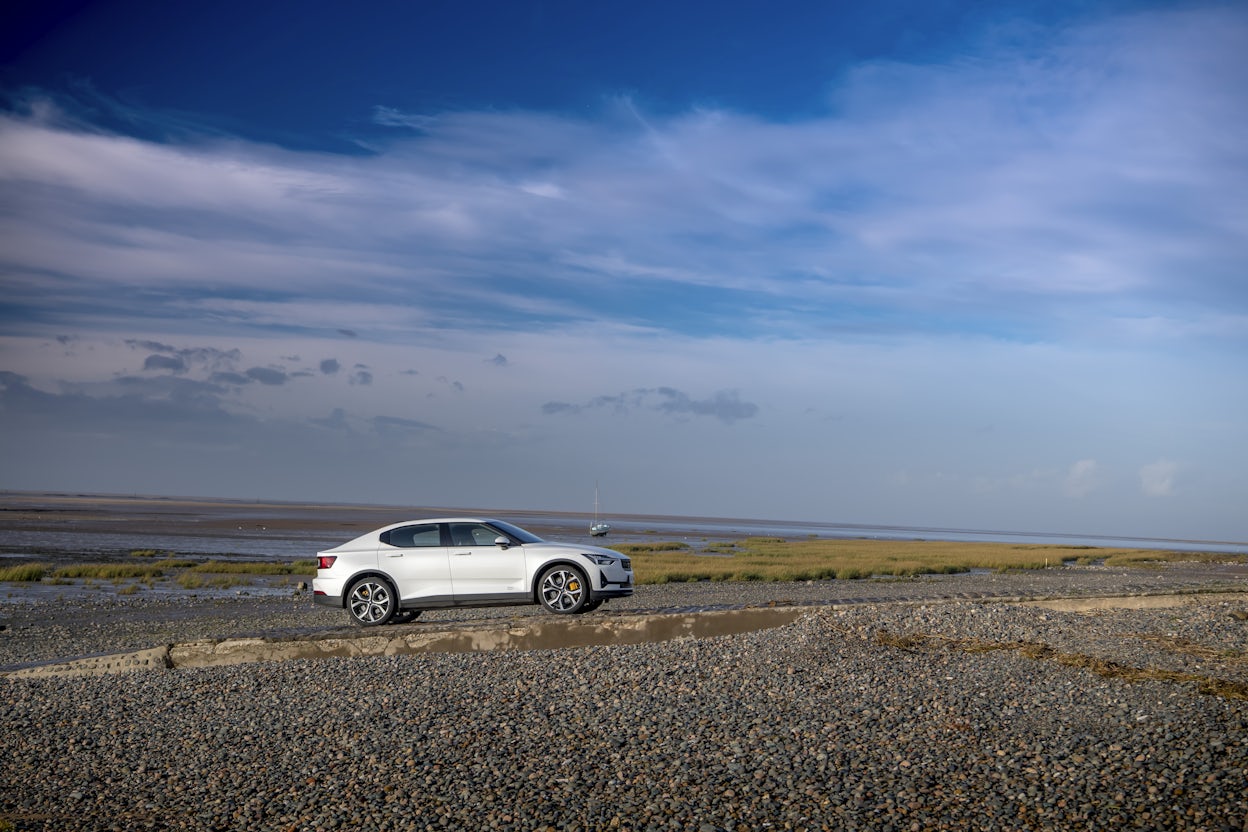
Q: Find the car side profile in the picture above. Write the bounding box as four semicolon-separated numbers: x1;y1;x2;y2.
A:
312;517;635;625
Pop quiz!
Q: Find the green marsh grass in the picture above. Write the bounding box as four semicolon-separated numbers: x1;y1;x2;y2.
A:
51;563;169;580
613;542;691;554
620;537;1226;585
0;562;49;582
176;573;249;590
188;560;316;575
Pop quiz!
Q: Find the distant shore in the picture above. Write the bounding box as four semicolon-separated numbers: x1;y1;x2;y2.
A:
4;490;1246;554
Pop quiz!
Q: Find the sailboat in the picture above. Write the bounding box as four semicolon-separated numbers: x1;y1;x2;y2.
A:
589;483;611;537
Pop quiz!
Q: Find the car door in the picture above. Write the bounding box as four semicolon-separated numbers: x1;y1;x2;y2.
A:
446;521;527;601
379;523;453;604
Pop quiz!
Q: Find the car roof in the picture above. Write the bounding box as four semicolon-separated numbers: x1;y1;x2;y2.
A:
384;516;496;523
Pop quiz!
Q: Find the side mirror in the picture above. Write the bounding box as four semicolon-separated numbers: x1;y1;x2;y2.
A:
494;536;511;549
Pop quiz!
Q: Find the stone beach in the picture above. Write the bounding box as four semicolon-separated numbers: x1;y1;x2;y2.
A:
3;565;1247;831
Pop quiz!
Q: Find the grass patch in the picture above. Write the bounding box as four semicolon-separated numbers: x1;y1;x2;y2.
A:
1100;550;1229;567
188;559;316;575
51;563;168;580
0;562;49;582
177;573;250;590
621;538;1226;585
613;542;691;554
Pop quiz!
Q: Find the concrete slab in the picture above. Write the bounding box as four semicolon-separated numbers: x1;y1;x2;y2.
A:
5;606;808;679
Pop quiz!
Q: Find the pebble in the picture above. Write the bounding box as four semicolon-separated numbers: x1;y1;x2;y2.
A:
1;565;1246;830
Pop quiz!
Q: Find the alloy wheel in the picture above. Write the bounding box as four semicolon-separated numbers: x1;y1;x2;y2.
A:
540;567;586;613
348;578;395;625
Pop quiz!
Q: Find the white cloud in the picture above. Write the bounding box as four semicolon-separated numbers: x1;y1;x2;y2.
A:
1139;459;1179;498
1064;459;1099;498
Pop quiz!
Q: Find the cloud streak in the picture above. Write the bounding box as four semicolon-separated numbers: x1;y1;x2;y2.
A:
543;388;759;425
1;6;1243;347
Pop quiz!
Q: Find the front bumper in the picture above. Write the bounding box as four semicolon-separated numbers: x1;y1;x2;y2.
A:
592;570;634;600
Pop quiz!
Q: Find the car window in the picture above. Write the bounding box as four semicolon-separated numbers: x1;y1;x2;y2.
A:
449;523;504;547
487;520;542;544
381;524;442;548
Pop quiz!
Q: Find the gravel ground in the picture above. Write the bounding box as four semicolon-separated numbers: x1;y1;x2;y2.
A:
2;565;1247;831
2;562;1246;669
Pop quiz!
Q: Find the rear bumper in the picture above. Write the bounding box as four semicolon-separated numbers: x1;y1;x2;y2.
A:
313;590;343;608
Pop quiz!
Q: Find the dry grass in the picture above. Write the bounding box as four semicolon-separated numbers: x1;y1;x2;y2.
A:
620;537;1232;585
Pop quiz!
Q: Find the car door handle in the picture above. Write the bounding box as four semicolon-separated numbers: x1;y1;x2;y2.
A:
452;551;472;556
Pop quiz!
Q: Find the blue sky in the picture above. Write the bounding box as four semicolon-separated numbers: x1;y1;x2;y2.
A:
2;0;1246;541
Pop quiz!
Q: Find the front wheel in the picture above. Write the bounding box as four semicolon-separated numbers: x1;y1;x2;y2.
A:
347;577;398;626
538;566;590;614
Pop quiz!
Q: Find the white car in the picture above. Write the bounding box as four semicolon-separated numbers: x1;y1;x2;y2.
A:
313;517;635;625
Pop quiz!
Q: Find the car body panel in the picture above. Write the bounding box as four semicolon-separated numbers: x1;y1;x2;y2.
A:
446;520;527;597
376;521;455;602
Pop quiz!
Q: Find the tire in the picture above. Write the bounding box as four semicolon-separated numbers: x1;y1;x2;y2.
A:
538;565;590;614
347;577;398;626
391;610;422;624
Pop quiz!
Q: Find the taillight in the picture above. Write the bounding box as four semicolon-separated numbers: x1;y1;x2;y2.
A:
317;555;337;570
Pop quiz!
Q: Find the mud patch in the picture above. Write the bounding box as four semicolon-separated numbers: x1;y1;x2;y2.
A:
1019;591;1248;612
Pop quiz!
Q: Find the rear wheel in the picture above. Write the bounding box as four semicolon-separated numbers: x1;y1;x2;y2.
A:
347;577;397;626
538;566;589;614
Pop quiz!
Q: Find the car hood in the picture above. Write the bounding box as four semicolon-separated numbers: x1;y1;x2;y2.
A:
529;541;623;558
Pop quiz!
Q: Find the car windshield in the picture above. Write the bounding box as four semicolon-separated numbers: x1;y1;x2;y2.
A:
488;520;544;544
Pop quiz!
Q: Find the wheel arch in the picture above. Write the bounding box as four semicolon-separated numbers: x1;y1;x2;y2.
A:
342;570;398;609
531;559;590;603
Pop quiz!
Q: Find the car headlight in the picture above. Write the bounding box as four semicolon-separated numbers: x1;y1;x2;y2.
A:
582;554;619;566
